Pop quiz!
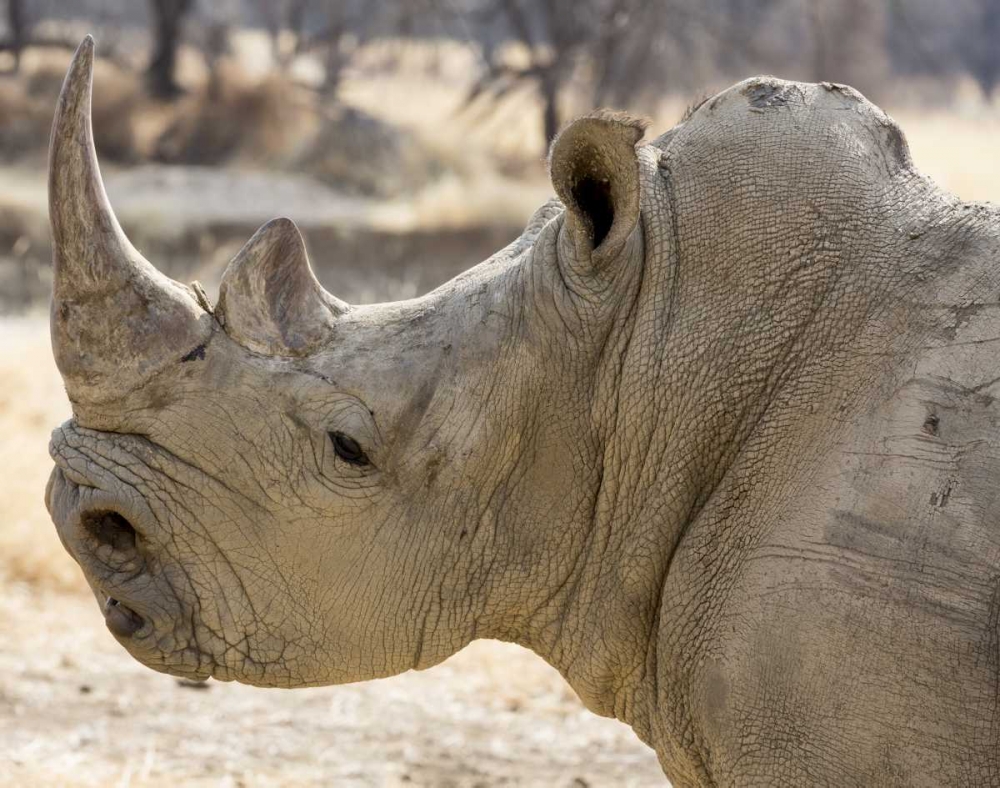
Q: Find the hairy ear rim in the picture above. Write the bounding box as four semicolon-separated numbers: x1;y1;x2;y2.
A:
555;109;651;136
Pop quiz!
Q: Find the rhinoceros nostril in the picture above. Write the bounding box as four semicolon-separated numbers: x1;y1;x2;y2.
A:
82;510;138;553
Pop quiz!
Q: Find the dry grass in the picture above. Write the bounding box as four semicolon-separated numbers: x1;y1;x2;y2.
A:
0;45;438;198
0;315;82;592
342;47;1000;223
0;49;141;164
892;106;1000;203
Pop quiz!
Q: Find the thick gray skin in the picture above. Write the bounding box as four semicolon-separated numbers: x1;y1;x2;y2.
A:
45;40;1000;786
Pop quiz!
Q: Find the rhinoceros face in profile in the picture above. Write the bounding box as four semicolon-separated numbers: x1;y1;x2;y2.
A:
45;38;648;687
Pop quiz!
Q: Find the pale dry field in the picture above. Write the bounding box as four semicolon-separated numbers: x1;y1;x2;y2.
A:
2;49;1000;785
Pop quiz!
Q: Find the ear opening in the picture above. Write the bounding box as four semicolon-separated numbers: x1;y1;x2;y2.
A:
549;110;647;268
572;174;614;248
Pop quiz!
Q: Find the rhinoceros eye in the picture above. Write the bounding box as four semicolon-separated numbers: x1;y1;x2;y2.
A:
329;431;369;466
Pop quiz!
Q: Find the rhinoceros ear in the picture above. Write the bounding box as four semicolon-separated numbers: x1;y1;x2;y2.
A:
549;110;647;274
216;218;347;356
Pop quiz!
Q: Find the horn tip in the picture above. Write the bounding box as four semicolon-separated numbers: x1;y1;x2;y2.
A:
259;216;302;238
73;35;96;68
50;34;97;192
245;217;307;259
59;36;95;102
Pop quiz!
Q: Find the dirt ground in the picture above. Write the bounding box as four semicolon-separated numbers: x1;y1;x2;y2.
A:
0;590;664;787
0;316;666;787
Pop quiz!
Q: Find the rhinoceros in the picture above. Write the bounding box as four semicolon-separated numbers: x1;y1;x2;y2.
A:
45;37;1000;786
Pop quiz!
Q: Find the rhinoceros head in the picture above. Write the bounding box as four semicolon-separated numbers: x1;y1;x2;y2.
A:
44;38;649;687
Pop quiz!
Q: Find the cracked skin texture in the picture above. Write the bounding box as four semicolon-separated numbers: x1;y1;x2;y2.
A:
45;39;1000;788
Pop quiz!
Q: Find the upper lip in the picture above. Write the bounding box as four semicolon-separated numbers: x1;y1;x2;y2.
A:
50;456;96;489
46;460;154;636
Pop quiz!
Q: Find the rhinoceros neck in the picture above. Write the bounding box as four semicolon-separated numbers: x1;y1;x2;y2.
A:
502;166;995;750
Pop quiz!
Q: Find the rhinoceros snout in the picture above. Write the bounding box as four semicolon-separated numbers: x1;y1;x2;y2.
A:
48;471;143;571
46;467;153;638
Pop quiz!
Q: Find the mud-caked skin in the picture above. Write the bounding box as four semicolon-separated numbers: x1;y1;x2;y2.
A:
45;38;1000;787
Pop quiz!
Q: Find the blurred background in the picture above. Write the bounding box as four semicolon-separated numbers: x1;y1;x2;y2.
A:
2;1;1000;786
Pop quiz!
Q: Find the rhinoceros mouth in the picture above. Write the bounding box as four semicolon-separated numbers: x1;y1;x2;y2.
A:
102;594;147;638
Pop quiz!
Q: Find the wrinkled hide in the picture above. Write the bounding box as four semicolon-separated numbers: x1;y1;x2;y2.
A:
46;39;1000;787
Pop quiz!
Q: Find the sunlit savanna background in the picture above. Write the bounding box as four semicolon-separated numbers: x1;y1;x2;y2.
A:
2;1;1000;785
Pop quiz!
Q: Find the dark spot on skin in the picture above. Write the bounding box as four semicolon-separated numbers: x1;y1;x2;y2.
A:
395;378;440;450
744;83;789;109
826;510;899;554
929;480;955;508
984;578;1000;674
425;451;444;488
941;302;984;341
181;344;206;362
880;121;911;169
922;413;940;436
822;82;849;93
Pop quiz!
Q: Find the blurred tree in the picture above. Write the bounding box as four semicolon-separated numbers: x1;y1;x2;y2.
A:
459;0;655;152
450;0;810;154
5;0;25;73
253;0;383;97
802;0;888;96
0;0;132;74
313;0;368;97
147;0;195;98
966;0;1000;100
887;0;1000;103
197;0;236;72
255;0;309;70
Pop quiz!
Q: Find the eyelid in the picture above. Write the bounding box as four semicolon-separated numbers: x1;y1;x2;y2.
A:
299;393;380;448
329;431;369;466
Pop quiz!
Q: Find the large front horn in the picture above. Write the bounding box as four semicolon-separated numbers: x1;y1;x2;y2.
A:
49;37;210;404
